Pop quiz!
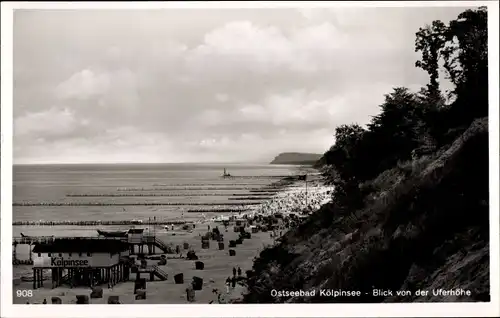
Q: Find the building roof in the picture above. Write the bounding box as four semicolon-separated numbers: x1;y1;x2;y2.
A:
32;238;129;253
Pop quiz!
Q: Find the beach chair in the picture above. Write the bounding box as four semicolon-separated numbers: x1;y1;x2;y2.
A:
174;273;184;284
192;277;203;290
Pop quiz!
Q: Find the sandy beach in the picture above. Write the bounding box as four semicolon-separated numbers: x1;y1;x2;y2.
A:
12;180;331;304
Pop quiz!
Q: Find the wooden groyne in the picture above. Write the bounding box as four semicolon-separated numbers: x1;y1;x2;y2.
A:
227;197;271;200
187;208;250;213
152;183;274;186
66;192;278;197
13;219;189;226
116;186;282;191
231;192;276;196
13;202;262;207
221;175;299;179
249;189;281;193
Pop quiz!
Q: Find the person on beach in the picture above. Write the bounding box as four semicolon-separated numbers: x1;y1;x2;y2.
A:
231;276;236;288
42;298;47;304
232;267;237;277
237;266;242;276
225;277;231;293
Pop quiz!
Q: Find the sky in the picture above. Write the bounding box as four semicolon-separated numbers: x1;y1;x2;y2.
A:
13;6;473;164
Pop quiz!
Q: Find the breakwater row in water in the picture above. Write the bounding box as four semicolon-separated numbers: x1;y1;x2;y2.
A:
13;202;262;207
116;187;282;191
220;175;298;179
249;189;281;193
66;192;277;197
152;183;274;186
187;208;250;213
12;219;189;226
227;197;271;200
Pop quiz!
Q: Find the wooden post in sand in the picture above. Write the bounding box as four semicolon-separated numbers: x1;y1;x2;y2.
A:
13;243;17;263
33;268;36;289
305;173;308;208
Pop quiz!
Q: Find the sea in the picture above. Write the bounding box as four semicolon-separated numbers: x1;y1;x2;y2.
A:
12;163;300;235
11;163;300;279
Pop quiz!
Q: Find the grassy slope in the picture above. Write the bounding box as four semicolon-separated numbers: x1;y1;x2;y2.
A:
243;117;489;303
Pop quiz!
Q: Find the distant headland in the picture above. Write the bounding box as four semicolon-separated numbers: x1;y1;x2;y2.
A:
269;152;323;165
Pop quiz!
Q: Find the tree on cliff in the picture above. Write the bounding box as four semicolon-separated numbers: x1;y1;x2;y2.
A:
245;7;490;304
415;7;488;125
318;7;488;207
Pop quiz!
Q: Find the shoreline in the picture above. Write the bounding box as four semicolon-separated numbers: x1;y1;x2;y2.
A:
12;176;331;304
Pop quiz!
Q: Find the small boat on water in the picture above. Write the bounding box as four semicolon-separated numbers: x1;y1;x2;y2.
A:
19;233;54;240
96;229;128;237
222;168;231;178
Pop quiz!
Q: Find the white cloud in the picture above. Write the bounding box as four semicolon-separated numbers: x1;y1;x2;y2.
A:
13;8;470;163
14;107;81;137
55;69;111;100
56;68;139;108
185;20;347;74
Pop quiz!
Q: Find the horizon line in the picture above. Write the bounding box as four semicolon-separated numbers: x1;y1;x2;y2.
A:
12;161;283;166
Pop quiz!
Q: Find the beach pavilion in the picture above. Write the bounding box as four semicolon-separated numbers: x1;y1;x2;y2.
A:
31;238;131;289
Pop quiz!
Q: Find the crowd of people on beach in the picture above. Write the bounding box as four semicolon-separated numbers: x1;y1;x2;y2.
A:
209;183;331;222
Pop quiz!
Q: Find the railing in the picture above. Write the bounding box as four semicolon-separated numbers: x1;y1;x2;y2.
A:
13;235;167;249
59;273;70;285
13;236;56;245
13;236;128;245
151;265;168;280
13;220;187;226
13;259;34;265
153;237;169;252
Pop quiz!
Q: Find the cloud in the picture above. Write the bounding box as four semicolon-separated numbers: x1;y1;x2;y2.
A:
12;7;471;163
185;20;349;75
55;69;111;100
14;107;88;139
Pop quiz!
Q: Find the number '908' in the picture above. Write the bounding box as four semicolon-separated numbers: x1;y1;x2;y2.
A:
16;290;33;297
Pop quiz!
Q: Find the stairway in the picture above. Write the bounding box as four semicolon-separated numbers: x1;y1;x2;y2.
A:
153;237;171;253
60;273;69;284
151;265;168;280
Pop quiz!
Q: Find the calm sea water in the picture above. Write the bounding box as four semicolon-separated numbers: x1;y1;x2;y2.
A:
13;163;299;224
11;163;300;279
